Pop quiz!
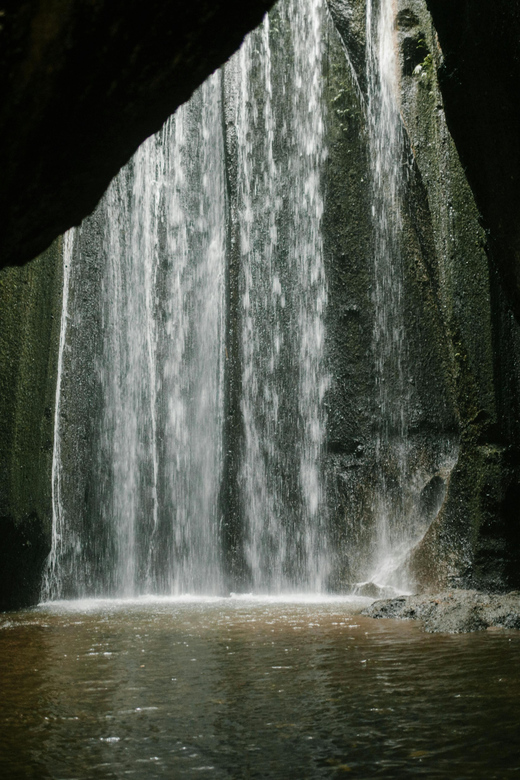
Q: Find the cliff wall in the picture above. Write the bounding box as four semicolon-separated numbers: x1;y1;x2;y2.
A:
326;0;520;591
0;241;62;609
1;0;520;607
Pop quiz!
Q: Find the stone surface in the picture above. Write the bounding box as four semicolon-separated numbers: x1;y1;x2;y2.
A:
363;589;520;633
0;0;274;270
393;0;520;592
0;240;62;610
325;0;520;593
425;1;520;322
322;3;460;590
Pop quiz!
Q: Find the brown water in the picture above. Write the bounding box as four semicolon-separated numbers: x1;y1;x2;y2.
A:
1;596;519;779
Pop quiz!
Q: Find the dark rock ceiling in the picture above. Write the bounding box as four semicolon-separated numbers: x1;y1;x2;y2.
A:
0;0;275;269
1;0;520;322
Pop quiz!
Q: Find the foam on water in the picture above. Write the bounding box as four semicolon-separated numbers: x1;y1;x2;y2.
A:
38;593;372;614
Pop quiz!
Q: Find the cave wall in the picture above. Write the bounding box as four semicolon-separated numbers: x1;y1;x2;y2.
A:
0;240;62;609
0;0;275;271
324;0;460;589
2;0;520;607
424;0;520;324
394;0;520;591
323;3;459;590
326;0;520;591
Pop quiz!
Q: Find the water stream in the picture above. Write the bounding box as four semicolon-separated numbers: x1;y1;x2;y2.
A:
231;0;329;592
361;0;432;593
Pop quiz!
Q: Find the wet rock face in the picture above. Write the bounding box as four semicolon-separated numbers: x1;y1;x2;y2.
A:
394;0;520;593
0;240;62;611
425;0;520;321
326;0;367;89
326;0;520;593
321;0;461;592
0;0;275;270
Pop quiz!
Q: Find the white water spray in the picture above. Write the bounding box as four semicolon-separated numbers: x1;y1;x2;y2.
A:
365;0;413;591
234;0;329;591
44;0;330;599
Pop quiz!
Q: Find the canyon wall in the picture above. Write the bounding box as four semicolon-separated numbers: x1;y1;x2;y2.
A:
325;0;520;590
1;0;520;607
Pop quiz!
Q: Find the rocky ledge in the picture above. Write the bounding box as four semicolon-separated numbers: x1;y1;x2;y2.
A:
362;590;520;633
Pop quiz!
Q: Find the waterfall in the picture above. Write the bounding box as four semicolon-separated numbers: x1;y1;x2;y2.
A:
42;231;74;600
98;76;227;596
232;0;329;592
365;0;413;590
44;0;329;599
44;75;227;598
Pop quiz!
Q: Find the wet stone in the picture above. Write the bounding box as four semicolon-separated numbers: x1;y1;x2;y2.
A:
363;589;520;633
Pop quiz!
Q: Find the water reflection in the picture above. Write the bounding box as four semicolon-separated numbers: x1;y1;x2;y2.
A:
1;598;519;778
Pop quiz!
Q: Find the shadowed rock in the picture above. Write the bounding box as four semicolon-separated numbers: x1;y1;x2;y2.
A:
0;0;275;270
425;0;520;321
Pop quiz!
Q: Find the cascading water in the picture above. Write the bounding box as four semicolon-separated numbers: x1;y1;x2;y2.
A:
365;0;414;591
44;0;330;599
44;74;227;598
360;0;459;593
232;0;329;592
98;76;227;596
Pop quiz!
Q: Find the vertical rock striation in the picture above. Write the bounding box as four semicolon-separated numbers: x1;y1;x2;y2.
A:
326;0;520;592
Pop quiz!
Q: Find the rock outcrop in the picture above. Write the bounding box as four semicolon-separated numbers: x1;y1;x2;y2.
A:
363;589;520;633
326;0;520;593
0;0;274;270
